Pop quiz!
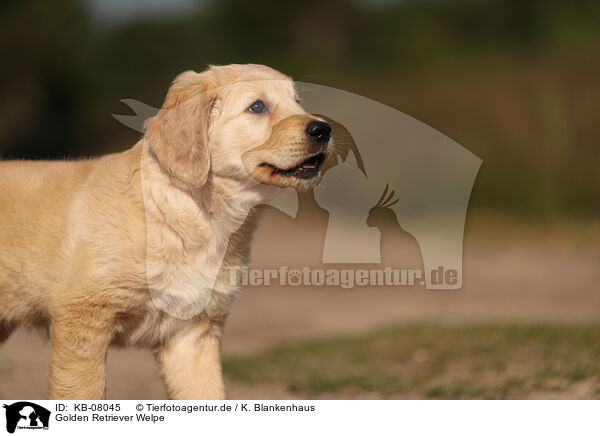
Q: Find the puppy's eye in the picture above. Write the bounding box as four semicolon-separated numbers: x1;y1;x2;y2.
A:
248;100;266;114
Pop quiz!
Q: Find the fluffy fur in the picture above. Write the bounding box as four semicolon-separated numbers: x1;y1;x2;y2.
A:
0;64;331;399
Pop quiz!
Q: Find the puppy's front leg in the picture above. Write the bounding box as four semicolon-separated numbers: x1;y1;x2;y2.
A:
48;306;113;400
156;320;226;400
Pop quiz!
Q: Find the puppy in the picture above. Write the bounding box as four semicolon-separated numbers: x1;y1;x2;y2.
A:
0;64;332;399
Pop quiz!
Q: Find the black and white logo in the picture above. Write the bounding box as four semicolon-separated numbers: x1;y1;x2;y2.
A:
2;402;50;434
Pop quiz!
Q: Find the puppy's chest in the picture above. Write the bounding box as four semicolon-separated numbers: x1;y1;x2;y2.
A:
144;217;243;322
120;246;239;347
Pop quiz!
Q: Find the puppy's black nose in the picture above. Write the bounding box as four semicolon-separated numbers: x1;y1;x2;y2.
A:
306;121;331;143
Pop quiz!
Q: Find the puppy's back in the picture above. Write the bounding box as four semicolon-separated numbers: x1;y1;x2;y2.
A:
0;159;94;247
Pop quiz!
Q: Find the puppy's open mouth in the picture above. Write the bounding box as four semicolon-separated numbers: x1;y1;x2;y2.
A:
259;153;326;180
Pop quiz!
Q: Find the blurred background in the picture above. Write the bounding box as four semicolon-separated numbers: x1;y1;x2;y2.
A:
1;0;599;399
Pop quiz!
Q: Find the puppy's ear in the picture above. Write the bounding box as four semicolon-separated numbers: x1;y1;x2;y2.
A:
145;70;218;188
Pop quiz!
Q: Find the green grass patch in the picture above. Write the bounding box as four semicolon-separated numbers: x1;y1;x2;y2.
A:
223;324;600;399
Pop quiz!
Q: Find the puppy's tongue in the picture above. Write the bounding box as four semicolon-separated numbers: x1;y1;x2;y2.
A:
292;155;321;179
301;157;319;169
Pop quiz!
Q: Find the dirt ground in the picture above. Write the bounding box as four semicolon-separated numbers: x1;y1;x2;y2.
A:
1;212;599;399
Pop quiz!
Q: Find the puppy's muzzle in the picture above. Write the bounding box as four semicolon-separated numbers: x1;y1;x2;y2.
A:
242;115;332;189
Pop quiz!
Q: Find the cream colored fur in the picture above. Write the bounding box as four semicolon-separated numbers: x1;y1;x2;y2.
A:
0;64;331;399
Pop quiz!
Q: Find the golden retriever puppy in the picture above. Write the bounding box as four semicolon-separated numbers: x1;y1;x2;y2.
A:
0;64;332;399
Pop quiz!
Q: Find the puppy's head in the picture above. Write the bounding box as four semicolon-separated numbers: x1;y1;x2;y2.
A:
145;64;332;190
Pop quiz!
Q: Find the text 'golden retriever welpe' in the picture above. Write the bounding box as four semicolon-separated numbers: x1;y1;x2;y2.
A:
0;64;333;399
